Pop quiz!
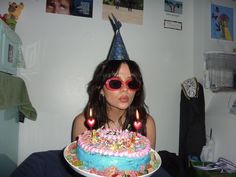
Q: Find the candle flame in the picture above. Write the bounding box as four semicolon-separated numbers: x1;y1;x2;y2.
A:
136;110;139;120
89;108;92;117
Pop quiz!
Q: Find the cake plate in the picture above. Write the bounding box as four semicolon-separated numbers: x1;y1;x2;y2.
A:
64;142;162;177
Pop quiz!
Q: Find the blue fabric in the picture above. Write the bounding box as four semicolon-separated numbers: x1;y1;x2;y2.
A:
10;150;81;177
10;149;171;177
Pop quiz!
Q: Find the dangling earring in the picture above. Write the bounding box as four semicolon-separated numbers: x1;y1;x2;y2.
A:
99;93;105;102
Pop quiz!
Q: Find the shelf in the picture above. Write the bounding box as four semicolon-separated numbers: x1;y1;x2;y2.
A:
0;19;24;75
204;51;236;92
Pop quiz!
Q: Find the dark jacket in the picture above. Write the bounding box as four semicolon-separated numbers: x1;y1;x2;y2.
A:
179;80;206;168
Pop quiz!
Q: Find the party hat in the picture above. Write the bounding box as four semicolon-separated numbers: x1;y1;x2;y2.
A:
107;14;130;60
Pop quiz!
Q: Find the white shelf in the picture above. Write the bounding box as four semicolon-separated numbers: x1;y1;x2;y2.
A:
204;51;236;92
0;19;24;75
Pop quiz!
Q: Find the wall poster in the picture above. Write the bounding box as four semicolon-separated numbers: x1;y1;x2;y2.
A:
211;4;234;41
164;0;183;15
102;0;144;25
46;0;93;18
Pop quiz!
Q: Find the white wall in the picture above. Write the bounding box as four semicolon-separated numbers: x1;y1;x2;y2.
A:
5;0;236;165
193;0;236;162
1;0;195;164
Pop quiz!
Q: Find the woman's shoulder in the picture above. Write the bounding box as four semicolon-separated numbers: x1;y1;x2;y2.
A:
73;113;86;127
145;114;156;149
146;114;155;123
74;113;85;120
145;114;156;130
72;113;87;141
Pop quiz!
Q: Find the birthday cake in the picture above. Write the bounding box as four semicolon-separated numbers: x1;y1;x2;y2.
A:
77;128;151;173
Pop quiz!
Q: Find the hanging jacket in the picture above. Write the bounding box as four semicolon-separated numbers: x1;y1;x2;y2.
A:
179;78;206;168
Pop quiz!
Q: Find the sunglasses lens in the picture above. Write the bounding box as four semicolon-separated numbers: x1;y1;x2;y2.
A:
105;77;140;91
109;80;122;89
128;80;140;90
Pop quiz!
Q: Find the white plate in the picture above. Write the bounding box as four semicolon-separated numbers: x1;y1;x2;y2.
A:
64;141;161;177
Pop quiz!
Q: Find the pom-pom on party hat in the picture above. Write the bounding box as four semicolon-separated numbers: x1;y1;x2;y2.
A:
107;14;130;60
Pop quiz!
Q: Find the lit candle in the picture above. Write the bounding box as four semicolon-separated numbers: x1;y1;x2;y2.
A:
90;108;93;117
86;108;96;130
133;109;142;134
136;109;139;120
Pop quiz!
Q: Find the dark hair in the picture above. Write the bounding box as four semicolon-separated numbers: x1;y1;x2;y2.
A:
83;59;149;135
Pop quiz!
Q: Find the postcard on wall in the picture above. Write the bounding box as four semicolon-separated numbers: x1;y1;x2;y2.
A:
46;0;93;18
211;4;234;41
102;0;144;25
164;0;183;15
72;0;93;17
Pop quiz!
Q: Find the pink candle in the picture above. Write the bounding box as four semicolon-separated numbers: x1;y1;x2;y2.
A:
133;110;142;133
86;108;96;130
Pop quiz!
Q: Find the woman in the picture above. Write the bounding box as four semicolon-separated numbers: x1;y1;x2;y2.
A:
72;59;156;149
10;59;171;177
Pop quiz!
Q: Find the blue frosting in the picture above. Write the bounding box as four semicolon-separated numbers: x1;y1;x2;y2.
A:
77;147;150;171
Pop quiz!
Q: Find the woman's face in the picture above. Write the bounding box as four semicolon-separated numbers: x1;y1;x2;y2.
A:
101;63;137;111
46;0;71;15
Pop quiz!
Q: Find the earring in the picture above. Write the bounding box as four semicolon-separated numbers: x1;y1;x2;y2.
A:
99;93;105;101
100;91;104;97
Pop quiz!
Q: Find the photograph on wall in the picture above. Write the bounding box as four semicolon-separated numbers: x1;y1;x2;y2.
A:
211;4;234;41
164;0;183;14
46;0;93;18
102;0;144;25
